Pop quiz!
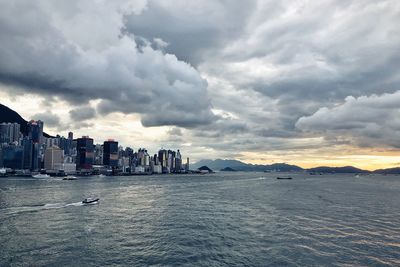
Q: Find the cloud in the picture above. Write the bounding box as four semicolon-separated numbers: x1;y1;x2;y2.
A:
296;91;400;148
1;0;400;164
69;106;96;121
32;112;61;128
0;0;215;128
125;0;257;66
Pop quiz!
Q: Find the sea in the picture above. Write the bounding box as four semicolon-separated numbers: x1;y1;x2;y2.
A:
1;172;400;266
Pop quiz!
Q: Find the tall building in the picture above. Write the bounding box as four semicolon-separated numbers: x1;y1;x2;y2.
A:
186;157;190;172
22;137;33;170
0;123;20;144
28;120;44;144
76;136;94;170
1;145;24;170
44;146;63;171
103;140;118;167
68;132;73;140
175;150;182;173
158;149;167;169
31;143;41;171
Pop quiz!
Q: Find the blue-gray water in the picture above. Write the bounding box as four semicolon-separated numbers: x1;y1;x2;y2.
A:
1;172;400;266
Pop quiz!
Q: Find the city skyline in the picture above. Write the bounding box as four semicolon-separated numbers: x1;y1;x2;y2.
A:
1;1;400;170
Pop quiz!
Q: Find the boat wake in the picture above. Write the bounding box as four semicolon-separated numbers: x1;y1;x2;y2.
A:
0;201;90;218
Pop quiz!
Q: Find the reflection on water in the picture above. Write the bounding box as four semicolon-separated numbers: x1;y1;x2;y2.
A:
1;172;400;266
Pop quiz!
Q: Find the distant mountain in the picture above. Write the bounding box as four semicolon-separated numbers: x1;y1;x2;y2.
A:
220;167;237;172
191;159;303;172
191;159;393;174
193;159;248;170
373;167;400;174
308;166;369;174
0;103;52;138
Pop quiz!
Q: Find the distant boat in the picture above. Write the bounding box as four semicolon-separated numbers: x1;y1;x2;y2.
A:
82;198;99;204
63;176;78;180
276;177;292;180
0;168;7;177
32;173;50;179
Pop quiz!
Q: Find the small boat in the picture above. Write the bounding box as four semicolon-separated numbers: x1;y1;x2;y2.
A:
0;168;7;177
32;173;50;179
63;176;78;180
82;198;99;204
276;177;292;180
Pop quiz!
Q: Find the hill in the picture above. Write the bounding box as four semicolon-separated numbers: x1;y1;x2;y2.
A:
308;166;369;174
0;103;52;138
220;167;237;172
373;167;400;174
191;159;303;172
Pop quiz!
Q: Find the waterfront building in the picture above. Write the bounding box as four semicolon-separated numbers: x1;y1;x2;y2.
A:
158;149;167;172
44;146;63;171
134;166;145;174
120;157;130;173
1;145;24;170
76;136;94;170
31;143;41;171
186;157;190;172
94;144;103;165
153;164;162;174
53;163;76;174
21;137;33;170
68;132;73;140
103;140;118;167
175;150;182;173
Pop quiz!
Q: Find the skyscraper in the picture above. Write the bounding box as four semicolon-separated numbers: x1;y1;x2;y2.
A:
22;137;33;170
175;149;182;173
68;132;73;140
0;123;20;143
103;140;118;167
28;120;44;144
158;149;167;171
76;136;94;170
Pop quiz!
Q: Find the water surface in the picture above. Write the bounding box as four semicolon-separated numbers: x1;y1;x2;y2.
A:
1;172;400;266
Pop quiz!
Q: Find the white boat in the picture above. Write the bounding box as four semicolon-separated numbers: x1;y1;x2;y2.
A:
32;173;50;179
0;168;7;177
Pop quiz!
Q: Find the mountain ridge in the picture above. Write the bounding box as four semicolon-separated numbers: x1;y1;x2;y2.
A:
0;103;52;138
192;159;400;174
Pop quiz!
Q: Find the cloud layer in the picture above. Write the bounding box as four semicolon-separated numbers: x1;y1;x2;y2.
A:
1;0;400;166
0;0;215;128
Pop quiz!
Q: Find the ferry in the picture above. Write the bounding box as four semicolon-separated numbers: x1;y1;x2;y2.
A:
32;173;50;179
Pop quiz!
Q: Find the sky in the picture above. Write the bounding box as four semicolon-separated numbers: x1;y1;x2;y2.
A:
1;0;400;170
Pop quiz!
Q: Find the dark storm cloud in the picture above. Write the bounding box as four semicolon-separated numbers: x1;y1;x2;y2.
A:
125;0;257;66
0;0;215;128
1;0;400;155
